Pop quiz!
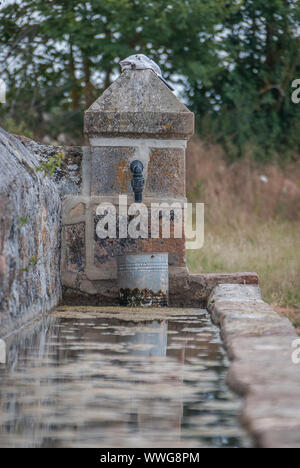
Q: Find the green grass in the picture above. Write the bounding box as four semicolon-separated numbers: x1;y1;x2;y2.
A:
187;219;300;309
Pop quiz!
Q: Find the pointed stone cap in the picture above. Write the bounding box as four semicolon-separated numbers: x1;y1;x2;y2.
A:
84;69;194;140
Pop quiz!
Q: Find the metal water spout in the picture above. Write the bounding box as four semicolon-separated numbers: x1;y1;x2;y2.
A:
130;160;145;203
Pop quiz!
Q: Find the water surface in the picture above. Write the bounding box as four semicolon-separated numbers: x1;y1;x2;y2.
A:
0;307;252;448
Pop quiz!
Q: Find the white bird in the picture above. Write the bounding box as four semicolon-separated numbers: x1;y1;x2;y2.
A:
119;54;174;91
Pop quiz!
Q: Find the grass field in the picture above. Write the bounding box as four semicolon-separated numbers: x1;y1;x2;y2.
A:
187;218;300;326
186;137;300;328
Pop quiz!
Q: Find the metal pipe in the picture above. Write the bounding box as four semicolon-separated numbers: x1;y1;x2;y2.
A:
130;160;145;203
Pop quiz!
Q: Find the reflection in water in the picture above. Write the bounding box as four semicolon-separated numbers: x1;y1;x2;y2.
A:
0;310;252;448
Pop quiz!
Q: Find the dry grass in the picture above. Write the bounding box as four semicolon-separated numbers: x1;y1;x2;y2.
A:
186;137;300;325
187;218;300;310
186;137;300;222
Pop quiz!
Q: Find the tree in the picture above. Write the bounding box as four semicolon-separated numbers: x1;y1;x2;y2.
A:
188;0;300;162
0;0;300;162
0;0;224;142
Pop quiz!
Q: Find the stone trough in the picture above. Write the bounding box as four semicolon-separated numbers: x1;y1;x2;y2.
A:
0;66;299;448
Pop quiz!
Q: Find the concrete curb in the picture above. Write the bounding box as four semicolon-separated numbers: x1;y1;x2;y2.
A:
208;284;300;448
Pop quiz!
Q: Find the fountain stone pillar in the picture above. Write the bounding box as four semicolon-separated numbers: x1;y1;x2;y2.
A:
61;68;194;304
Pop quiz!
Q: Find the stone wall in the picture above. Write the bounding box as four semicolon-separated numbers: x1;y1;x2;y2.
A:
17;135;83;197
208;284;299;448
0;128;62;337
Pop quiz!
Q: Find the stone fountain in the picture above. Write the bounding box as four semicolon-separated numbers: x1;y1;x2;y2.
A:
61;67;194;305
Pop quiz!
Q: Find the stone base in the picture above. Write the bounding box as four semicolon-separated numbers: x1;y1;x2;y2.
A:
62;285;118;306
169;272;258;307
62;271;259;307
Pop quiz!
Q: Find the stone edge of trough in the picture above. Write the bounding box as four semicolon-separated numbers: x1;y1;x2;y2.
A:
207;283;300;448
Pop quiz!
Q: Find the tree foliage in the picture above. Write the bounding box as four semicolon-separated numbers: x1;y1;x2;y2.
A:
0;0;300;162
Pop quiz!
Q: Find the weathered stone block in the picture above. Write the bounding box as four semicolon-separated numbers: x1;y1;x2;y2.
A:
62;279;119;306
68;202;85;218
169;272;259;307
84;70;194;139
146;148;185;196
65;223;85;272
91;147;135;195
15;135;84;196
94;236;139;270
93;211;186;273
208;283;299;448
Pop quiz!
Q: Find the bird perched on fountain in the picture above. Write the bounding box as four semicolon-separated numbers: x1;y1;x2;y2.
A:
119;54;174;91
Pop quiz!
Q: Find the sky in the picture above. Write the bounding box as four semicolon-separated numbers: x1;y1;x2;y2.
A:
0;0;19;8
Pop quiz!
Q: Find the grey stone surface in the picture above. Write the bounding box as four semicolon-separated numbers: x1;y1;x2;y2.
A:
170;272;259;308
64;223;85;272
90;146;135;195
0;127;61;337
84;69;194;139
146;147;185;196
89;144;186;197
208;283;299;448
15;135;84;196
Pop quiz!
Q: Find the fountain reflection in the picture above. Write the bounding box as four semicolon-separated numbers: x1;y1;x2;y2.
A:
0;309;252;448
